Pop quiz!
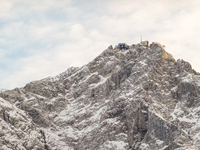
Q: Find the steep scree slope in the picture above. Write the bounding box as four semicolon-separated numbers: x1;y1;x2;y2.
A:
0;42;200;150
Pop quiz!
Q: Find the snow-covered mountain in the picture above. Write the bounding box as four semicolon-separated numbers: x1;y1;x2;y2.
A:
0;42;200;150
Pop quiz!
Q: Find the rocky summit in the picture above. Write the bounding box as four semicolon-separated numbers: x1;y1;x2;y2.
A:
0;42;200;150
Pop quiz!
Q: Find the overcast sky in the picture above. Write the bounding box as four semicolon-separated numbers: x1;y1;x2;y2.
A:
1;0;200;89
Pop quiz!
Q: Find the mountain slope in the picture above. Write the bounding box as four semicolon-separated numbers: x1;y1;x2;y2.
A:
0;42;200;150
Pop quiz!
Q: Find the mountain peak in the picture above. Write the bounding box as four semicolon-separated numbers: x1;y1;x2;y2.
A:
0;42;200;149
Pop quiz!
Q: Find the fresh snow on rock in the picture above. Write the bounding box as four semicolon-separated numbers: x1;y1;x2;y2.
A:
0;42;200;149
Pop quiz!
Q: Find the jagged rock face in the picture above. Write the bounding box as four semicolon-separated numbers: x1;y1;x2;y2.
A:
0;97;46;150
0;42;200;149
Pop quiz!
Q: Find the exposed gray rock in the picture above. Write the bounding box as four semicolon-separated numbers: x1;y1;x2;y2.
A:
0;42;200;149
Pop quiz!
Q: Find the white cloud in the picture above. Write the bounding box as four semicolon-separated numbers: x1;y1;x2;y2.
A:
0;1;12;18
1;0;200;89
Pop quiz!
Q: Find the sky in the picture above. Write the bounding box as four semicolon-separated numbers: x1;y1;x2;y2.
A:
1;0;200;89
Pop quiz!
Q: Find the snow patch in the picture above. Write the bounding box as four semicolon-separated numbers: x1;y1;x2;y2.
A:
171;86;178;92
156;139;164;145
182;74;193;83
79;72;98;84
90;106;106;121
89;75;109;88
139;143;149;149
100;140;127;150
160;145;169;150
139;60;147;66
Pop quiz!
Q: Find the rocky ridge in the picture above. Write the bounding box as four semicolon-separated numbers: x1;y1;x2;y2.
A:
0;42;200;149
